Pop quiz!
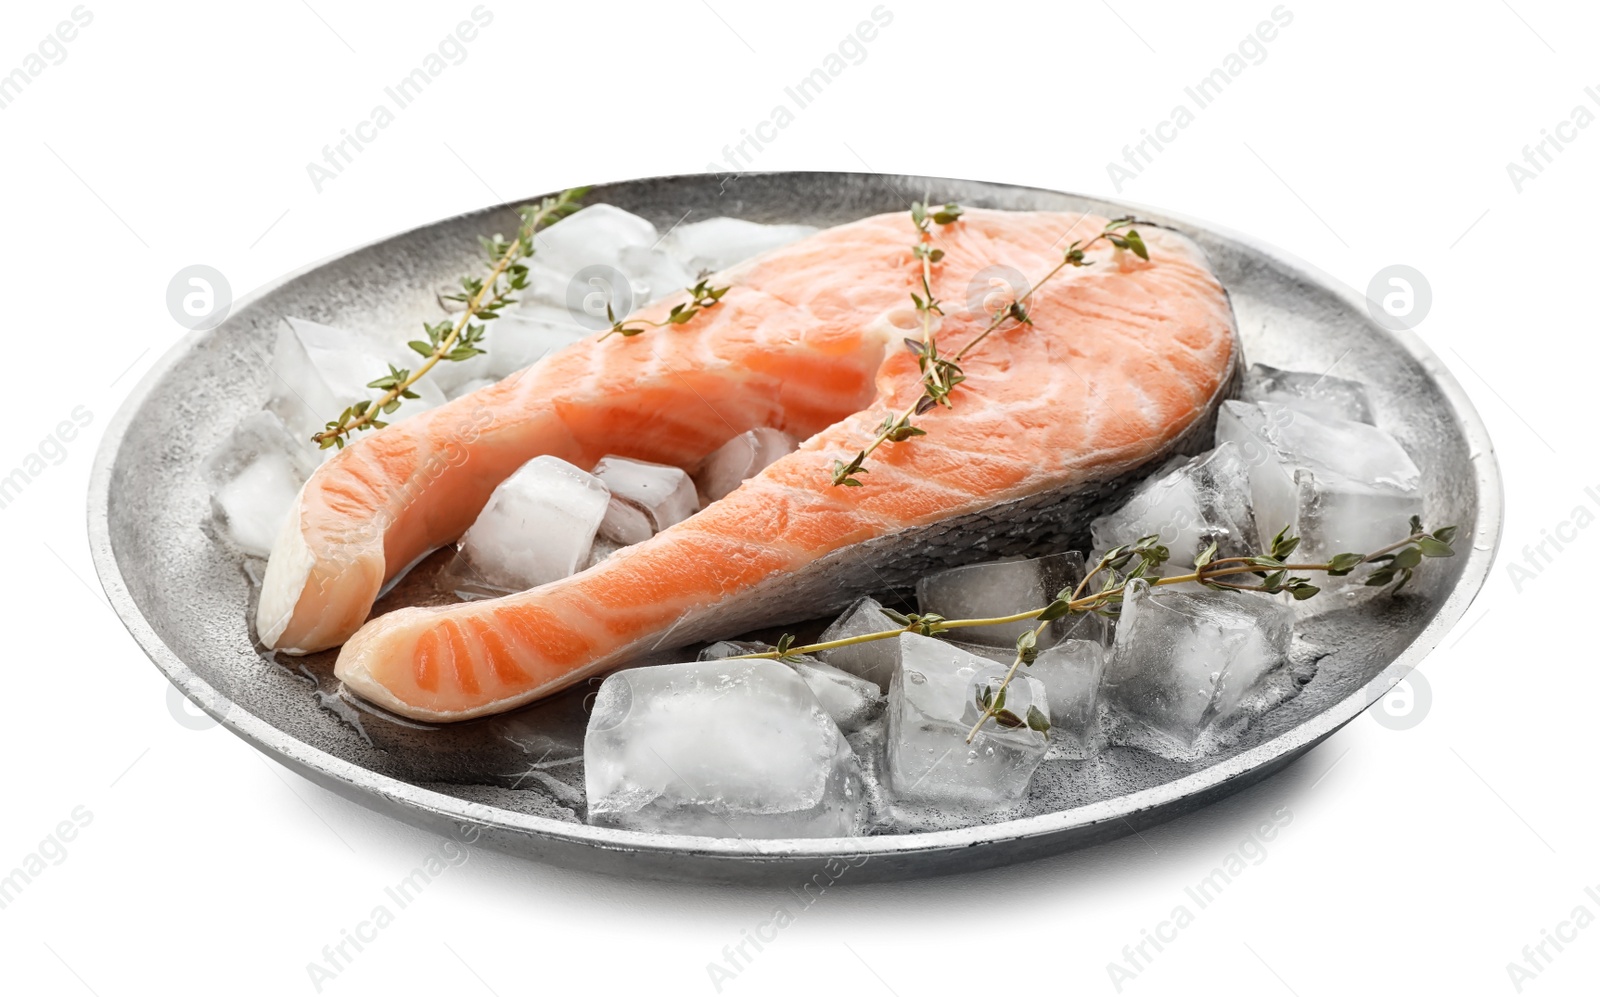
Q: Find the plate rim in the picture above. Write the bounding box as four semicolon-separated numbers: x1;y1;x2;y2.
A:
87;170;1504;869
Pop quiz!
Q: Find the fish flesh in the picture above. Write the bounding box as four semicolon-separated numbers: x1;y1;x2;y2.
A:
256;208;1239;721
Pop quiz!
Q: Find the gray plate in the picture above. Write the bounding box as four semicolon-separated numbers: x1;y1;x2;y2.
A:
88;172;1501;883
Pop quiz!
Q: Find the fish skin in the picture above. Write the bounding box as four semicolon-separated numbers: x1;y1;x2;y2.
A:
255;208;1239;721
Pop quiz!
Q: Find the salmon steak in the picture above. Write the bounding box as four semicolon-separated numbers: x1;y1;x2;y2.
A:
256;207;1240;721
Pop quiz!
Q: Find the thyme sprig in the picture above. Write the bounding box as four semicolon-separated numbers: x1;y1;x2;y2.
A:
949;216;1148;365
728;520;1458;741
976;680;1053;735
312;187;588;448
830;199;963;487
599;279;730;340
829;212;1151;485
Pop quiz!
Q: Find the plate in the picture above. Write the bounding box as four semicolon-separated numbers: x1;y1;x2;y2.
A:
88;172;1501;883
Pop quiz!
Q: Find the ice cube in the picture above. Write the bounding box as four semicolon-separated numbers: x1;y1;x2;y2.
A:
792;660;883;734
419;309;584;392
1101;579;1294;745
1090;443;1258;573
885;633;1049;809
617;244;697;306
695;428;798;503
527;203;659;278
597;497;653;546
816;596;904;691
696;639;774;662
916;552;1105;649
1029;639;1106;758
1215;403;1297;551
1216;400;1422;559
659;217;819;276
267;317;445;440
203;411;321;557
508;204;669;321
482;310;590;379
942;636;1103;758
1220;399;1420;498
458;456;610;591
584;658;862;837
1242;363;1375;425
1292;468;1426;562
511;210;816;340
698;641;885;734
591;456;699;543
424;305;595;392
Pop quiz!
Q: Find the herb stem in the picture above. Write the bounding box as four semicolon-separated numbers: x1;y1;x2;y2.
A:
828;214;1149;486
952;217;1148;364
828;197;961;487
729;521;1457;740
312;188;586;448
952;256;1072;363
343;252;509;443
964;615;1051;741
599;279;729;340
728;558;1346;662
847;403;922;483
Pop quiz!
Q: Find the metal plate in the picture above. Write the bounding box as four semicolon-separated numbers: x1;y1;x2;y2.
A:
88;172;1501;883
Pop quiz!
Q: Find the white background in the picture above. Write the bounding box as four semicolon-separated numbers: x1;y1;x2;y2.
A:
1;1;1595;994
